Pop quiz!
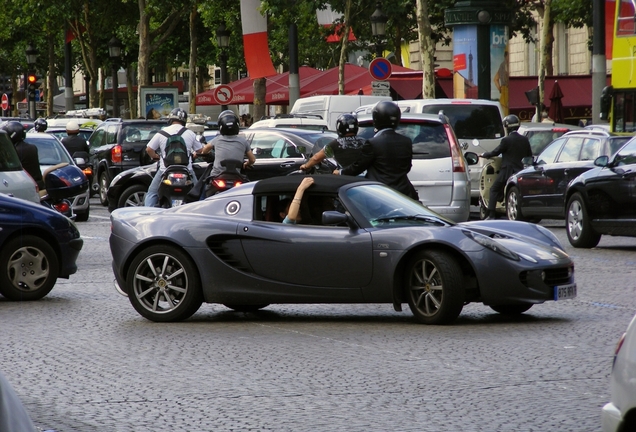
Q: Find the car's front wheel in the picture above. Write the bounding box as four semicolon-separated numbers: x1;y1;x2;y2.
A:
405;250;464;325
99;172;109;206
0;236;59;300
118;184;148;209
566;193;601;248
490;304;533;315
126;245;203;322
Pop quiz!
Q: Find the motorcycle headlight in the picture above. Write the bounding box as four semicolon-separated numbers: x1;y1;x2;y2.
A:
462;229;520;261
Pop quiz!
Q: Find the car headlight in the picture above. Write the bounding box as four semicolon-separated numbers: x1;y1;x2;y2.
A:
462;229;520;261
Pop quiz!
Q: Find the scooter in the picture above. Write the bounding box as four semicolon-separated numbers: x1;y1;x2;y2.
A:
478;156;506;220
156;164;195;208
203;159;249;198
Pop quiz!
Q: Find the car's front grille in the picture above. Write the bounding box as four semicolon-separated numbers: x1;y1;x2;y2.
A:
543;266;573;286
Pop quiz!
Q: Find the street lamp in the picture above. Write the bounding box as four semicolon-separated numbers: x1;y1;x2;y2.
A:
216;23;230;111
370;2;388;58
25;43;38;119
108;36;123;118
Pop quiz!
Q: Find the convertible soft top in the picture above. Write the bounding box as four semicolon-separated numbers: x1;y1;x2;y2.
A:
252;174;369;195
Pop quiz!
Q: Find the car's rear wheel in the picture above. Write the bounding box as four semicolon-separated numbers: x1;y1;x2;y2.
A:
126;245;203;322
506;186;527;221
490;304;533;315
99;172;109;206
118;184;147;209
405;250;464;325
223;304;270;312
566;193;601;248
0;236;59;300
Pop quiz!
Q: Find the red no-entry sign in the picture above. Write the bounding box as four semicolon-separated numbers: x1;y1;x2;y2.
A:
1;93;9;111
213;85;234;105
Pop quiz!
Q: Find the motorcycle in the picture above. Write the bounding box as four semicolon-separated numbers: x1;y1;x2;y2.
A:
203;159;249;198
156;164;195;208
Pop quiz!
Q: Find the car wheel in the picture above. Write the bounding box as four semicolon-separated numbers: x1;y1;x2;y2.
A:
118;184;147;209
490;304;533;315
506;186;526;221
126;245;203;322
405;250;464;325
478;197;489;220
566;192;601;248
99;172;109;206
223;304;270;312
0;235;59;301
75;206;90;222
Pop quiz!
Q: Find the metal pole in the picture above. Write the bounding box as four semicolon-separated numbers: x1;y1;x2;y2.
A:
64;27;74;112
592;0;606;124
220;51;228;111
288;23;300;110
112;63;119;118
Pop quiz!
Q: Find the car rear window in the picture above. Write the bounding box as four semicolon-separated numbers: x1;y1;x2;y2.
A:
0;133;22;171
420;104;504;140
357;121;451;159
121;124;163;142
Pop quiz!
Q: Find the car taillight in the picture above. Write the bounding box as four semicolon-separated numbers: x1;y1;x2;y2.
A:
111;145;122;163
446;124;467;173
54;201;70;213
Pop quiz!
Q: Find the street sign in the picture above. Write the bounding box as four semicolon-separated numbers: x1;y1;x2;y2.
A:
1;93;8;111
213;85;234;105
371;81;391;97
369;58;392;81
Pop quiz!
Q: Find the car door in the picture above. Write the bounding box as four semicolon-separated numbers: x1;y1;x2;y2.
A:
245;131;307;180
516;138;565;211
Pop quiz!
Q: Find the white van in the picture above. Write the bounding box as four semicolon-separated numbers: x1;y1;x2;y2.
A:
396;99;505;204
290;95;391;130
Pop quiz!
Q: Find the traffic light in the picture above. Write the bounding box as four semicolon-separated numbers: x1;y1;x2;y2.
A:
0;75;10;92
27;72;37;99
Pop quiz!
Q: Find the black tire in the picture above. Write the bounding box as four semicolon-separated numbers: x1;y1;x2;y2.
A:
75;205;90;222
478;197;488;220
223;304;270;312
0;235;59;300
490;304;533;315
405;250;464;325
566;192;601;248
99;172;109;206
117;184;148;209
126;245;203;322
506;186;527;221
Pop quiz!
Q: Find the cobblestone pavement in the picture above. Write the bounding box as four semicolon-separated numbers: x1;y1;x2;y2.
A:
1;199;634;432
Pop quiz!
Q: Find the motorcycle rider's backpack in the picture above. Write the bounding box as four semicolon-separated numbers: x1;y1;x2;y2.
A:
159;127;189;166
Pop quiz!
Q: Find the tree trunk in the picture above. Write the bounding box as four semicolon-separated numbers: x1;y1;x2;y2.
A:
253;78;266;120
545;14;554;76
189;3;198;115
138;0;151;117
127;67;136;118
538;0;552;122
416;0;435;98
338;0;352;95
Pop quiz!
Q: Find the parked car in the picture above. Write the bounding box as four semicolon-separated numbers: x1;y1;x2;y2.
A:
106;128;338;211
396;99;505;205
249;114;329;131
517;121;583;156
24;132;91;221
357;112;478;222
601;313;636;432
88;118;166;205
0;130;40;204
110;174;576;324
0;193;83;300
504;130;631;222
564;136;636;248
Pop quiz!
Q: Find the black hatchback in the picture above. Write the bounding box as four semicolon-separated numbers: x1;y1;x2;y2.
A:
88;119;166;205
504;130;631;222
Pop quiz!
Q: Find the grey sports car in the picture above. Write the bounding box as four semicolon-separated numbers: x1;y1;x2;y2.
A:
109;175;576;324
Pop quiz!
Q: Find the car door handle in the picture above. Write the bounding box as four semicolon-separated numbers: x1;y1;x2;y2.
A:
280;161;297;168
563;169;569;176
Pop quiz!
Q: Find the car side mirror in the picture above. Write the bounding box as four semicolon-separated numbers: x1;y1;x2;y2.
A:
464;151;479;166
595;155;609;167
322;210;353;228
297;145;307;156
74;157;87;166
253;147;262;156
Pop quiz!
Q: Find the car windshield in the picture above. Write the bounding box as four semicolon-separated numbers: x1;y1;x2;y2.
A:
344;184;454;227
25;136;73;166
0;133;22;171
358;122;451;159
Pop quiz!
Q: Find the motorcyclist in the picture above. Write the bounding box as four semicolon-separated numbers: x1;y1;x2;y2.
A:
479;114;532;220
2;121;44;190
300;113;365;172
199;110;255;176
144;108;202;207
61;120;89;156
34;118;48;133
335;101;418;200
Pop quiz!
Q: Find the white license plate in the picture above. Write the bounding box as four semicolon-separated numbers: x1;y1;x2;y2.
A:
554;283;577;300
171;199;183;207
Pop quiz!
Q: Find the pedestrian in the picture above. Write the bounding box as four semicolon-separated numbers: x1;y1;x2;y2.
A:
144;108;202;207
61;120;89;157
2;121;44;190
300;113;365;172
334;101;418;200
479;114;532;220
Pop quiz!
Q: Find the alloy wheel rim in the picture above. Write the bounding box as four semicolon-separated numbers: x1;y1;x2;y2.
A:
567;201;583;240
126;192;146;207
132;253;188;314
507;192;518;220
410;259;443;317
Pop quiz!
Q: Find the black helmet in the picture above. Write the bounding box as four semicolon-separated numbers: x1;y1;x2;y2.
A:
372;101;401;131
503;114;520;132
34;118;48;132
2;121;25;145
336;113;358;137
167;108;187;125
218;111;239;136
